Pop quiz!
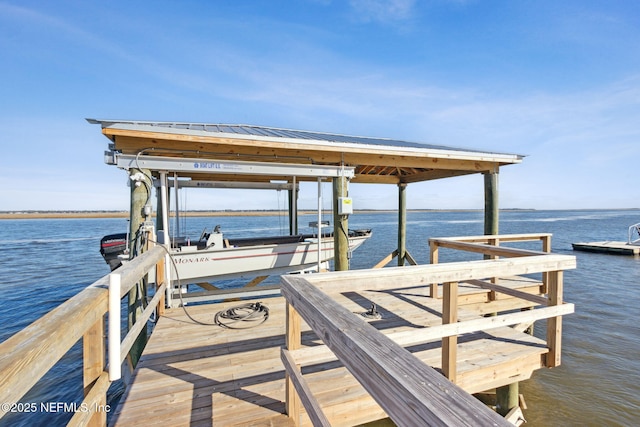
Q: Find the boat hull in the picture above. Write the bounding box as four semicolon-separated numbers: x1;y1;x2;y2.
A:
171;233;370;283
101;230;372;283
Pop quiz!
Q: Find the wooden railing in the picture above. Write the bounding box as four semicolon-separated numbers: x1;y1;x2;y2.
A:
280;234;575;425
429;233;552;297
0;244;166;426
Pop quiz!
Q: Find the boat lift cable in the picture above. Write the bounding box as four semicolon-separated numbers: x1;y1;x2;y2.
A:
148;238;269;329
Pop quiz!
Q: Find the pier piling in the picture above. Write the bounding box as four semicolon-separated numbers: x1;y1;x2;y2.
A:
127;168;151;367
333;175;349;271
397;183;407;266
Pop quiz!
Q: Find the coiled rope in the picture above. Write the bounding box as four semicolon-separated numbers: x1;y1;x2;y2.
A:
214;302;270;329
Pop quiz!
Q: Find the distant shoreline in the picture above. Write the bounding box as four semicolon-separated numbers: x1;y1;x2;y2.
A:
1;208;638;220
0;209;455;219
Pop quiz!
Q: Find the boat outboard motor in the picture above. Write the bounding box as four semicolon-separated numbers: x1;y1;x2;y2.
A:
100;233;128;270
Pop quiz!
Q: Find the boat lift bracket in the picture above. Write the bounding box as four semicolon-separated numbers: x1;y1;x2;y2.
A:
111;153;355;179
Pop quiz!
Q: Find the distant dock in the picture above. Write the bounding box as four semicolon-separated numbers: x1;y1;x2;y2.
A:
572;241;640;255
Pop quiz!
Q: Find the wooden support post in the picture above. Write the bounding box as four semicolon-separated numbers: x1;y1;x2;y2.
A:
546;270;564;367
484;169;499;236
442;281;458;382
83;316;106;427
429;241;439;298
484;171;499;314
155;258;165;317
541;235;551;294
496;382;519;417
333;175;349;271
128;168;151;367
398;183;407;266
155;173;164;240
285;302;302;424
288;178;299;236
288;188;294;236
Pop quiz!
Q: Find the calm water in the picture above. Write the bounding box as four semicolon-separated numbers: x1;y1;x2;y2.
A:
1;210;639;426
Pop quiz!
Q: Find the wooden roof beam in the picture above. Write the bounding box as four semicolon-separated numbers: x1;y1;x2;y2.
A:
357;165;377;175
400;169;483;183
352;174;400;184
107;132;520;172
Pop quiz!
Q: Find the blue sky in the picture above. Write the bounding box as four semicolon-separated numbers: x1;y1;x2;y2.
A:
1;0;639;211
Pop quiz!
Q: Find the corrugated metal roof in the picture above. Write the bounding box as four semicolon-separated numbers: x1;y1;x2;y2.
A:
87;119;521;158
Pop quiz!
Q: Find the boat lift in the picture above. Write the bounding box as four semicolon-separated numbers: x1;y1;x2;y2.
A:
108;151;356;306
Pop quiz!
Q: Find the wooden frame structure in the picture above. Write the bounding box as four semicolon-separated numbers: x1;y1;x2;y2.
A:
281;233;575;425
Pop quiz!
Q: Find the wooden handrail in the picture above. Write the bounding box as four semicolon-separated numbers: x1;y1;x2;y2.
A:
281;275;513;426
297;254;575;293
430;239;548;258
0;245;165;425
432;233;552;243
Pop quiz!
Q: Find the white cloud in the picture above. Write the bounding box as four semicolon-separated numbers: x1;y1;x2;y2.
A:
349;0;416;23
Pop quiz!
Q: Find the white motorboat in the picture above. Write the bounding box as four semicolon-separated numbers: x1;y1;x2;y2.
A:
101;226;372;283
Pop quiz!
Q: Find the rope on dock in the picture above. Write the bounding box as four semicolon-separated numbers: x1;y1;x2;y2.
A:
214;302;270;329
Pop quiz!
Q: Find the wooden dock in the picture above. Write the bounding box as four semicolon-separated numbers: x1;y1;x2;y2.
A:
572;241;640;255
112;275;565;426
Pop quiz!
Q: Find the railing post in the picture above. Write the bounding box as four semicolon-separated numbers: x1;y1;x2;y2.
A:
429;240;439;298
83;316;106;427
285;302;302;424
442;281;458;382
546;270;563;367
156;257;166;317
487;237;499;301
397;183;407;266
108;273;122;381
541;235;552;294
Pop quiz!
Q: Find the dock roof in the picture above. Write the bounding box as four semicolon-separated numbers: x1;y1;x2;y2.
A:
88;119;523;184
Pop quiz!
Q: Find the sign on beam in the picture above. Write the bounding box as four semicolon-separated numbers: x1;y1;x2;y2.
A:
111;154;355;179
